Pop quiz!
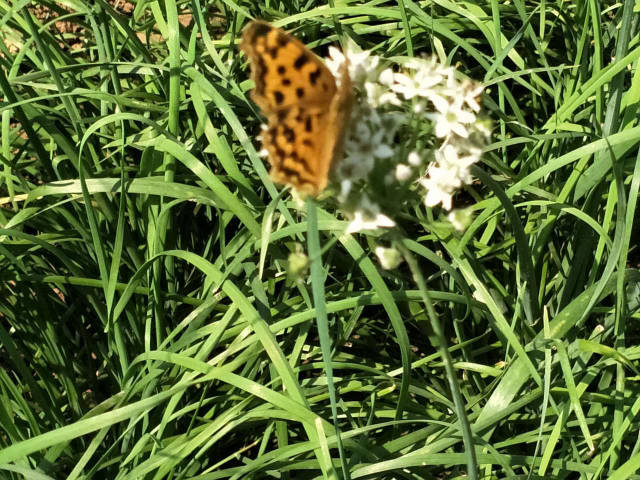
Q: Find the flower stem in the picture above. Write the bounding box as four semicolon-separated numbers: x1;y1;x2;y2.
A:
307;197;349;480
397;240;478;480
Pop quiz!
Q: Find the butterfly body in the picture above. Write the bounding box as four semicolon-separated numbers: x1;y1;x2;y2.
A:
240;21;352;196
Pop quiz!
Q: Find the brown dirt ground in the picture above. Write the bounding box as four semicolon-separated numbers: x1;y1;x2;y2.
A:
8;1;194;52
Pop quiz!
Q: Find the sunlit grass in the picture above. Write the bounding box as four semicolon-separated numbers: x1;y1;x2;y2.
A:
1;1;639;479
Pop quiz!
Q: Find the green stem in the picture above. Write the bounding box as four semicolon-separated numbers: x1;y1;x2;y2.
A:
398;241;479;480
307;198;349;480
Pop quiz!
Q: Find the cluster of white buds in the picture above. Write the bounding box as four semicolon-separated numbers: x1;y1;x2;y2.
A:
324;40;490;236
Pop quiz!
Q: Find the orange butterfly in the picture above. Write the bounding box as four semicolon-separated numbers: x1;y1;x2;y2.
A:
240;21;352;196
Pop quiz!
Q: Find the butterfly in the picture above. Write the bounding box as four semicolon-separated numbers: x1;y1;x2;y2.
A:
240;21;352;196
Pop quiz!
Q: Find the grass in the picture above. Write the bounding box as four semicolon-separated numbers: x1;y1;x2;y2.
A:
1;0;640;479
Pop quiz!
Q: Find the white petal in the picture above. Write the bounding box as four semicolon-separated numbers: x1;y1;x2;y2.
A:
429;94;450;113
340;179;352;198
466;97;481;112
379;68;395;85
424;188;442;207
441;144;459;164
393;73;414;87
434;120;451;138
456;110;476;124
451;122;469;138
375;246;403;270
328;46;345;63
379;92;402;106
408;151;422;166
395;164;412;181
375;213;396;228
346;212;365;234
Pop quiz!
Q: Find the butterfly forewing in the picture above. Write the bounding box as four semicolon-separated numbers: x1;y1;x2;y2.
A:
240;20;352;196
241;21;337;111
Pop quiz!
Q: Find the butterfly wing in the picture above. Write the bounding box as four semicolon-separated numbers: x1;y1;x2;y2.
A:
241;21;352;195
262;106;330;195
240;21;337;112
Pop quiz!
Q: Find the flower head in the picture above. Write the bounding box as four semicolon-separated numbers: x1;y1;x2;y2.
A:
323;43;488;230
448;209;473;231
346;195;396;234
375;246;403;270
287;245;309;282
327;39;380;88
426;99;477;139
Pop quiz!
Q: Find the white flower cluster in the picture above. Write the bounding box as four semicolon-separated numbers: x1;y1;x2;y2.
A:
325;40;490;233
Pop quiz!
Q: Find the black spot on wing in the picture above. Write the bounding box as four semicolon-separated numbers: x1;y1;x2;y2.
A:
309;68;321;85
274;145;286;159
276;33;290;47
282;78;291;86
251;22;272;38
277;65;286;74
293;156;314;177
254;57;267;94
273;91;284;105
282;125;295;142
279;166;300;181
257;56;267;73
296;87;304;98
304;116;312;132
294;53;309;70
